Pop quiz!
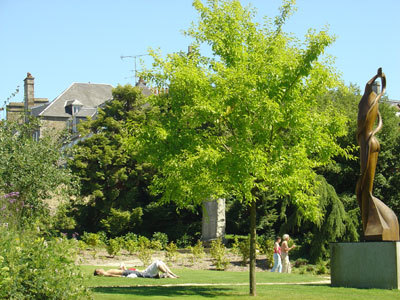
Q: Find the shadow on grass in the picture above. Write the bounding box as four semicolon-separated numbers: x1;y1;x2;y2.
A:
230;258;268;270
92;285;235;298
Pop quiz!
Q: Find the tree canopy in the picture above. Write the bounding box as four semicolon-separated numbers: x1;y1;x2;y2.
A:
129;0;350;295
132;0;348;221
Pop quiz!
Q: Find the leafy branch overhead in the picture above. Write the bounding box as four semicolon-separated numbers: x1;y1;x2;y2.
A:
132;0;349;221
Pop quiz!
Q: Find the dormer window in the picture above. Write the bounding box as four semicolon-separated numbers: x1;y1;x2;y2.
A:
65;99;83;115
73;105;80;115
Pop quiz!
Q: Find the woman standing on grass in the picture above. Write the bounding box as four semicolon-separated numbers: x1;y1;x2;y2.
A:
281;234;295;273
270;236;282;273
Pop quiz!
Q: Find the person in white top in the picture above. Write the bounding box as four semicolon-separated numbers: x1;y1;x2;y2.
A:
281;234;295;273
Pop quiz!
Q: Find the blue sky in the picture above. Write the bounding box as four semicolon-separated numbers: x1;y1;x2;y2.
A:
1;0;399;119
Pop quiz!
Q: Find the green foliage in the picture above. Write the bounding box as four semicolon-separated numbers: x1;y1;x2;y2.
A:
188;240;205;264
123;233;139;254
237;237;251;266
100;207;143;237
230;234;272;266
152;232;169;249
150;239;163;251
81;232;103;249
130;3;349;293
165;241;179;262
68;84;202;239
316;261;329;275
210;239;230;270
258;235;274;268
292;260;329;275
282;175;358;263
49;202;77;234
134;0;348;222
136;236;153;266
106;237;124;257
124;239;137;255
0;119;79;224
0;227;90;299
225;235;247;255
0;192;22;229
68;85;153;233
226;195;279;236
293;258;309;268
124;232;139;242
177;233;194;248
77;240;87;254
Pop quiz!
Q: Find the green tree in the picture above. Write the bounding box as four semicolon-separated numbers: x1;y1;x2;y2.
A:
69;85;202;238
0;119;78;224
282;175;359;263
131;0;349;295
68;85;151;233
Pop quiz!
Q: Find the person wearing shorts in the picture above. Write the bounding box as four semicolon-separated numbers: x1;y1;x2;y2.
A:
94;260;179;278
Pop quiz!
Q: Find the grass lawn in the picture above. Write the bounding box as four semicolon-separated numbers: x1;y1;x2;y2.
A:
81;266;400;300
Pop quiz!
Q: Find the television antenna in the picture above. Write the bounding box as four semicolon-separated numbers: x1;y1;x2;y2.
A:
120;54;149;84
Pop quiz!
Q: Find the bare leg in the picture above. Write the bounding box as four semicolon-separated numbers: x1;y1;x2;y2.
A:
157;261;179;278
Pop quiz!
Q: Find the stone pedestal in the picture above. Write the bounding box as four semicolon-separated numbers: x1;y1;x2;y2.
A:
201;198;225;244
330;242;400;289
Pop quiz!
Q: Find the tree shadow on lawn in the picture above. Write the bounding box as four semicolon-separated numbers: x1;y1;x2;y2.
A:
92;285;235;298
230;258;268;270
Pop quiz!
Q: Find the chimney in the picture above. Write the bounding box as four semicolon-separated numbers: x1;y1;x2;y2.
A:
372;80;381;94
24;72;35;110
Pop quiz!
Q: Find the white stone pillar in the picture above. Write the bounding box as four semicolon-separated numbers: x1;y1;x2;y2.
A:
201;198;226;243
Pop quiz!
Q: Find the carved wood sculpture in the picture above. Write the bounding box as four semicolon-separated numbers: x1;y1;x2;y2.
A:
356;68;400;241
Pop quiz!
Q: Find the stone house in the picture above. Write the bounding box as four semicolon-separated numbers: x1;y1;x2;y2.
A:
6;73;113;139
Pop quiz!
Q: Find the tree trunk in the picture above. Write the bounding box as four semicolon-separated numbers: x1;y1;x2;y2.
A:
249;200;257;296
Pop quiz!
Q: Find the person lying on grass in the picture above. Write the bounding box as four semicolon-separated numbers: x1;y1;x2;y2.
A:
93;260;179;278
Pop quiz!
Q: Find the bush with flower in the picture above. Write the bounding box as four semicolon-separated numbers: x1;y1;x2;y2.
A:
0;225;91;299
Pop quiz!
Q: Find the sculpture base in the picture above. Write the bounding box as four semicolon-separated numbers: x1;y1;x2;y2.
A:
330;242;400;289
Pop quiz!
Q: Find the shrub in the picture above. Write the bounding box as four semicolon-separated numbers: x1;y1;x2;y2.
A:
77;240;87;254
176;233;193;248
230;235;241;255
124;239;138;255
100;208;131;237
188;240;205;264
124;232;138;242
123;232;138;254
136;236;153;266
0;120;80;223
81;232;103;259
165;241;179;262
294;258;309;268
316;261;329;275
150;239;163;251
306;265;316;273
0;192;22;228
0;228;90;299
81;232;102;248
237;237;251;266
210;239;229;270
152;232;168;249
106;237;123;257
